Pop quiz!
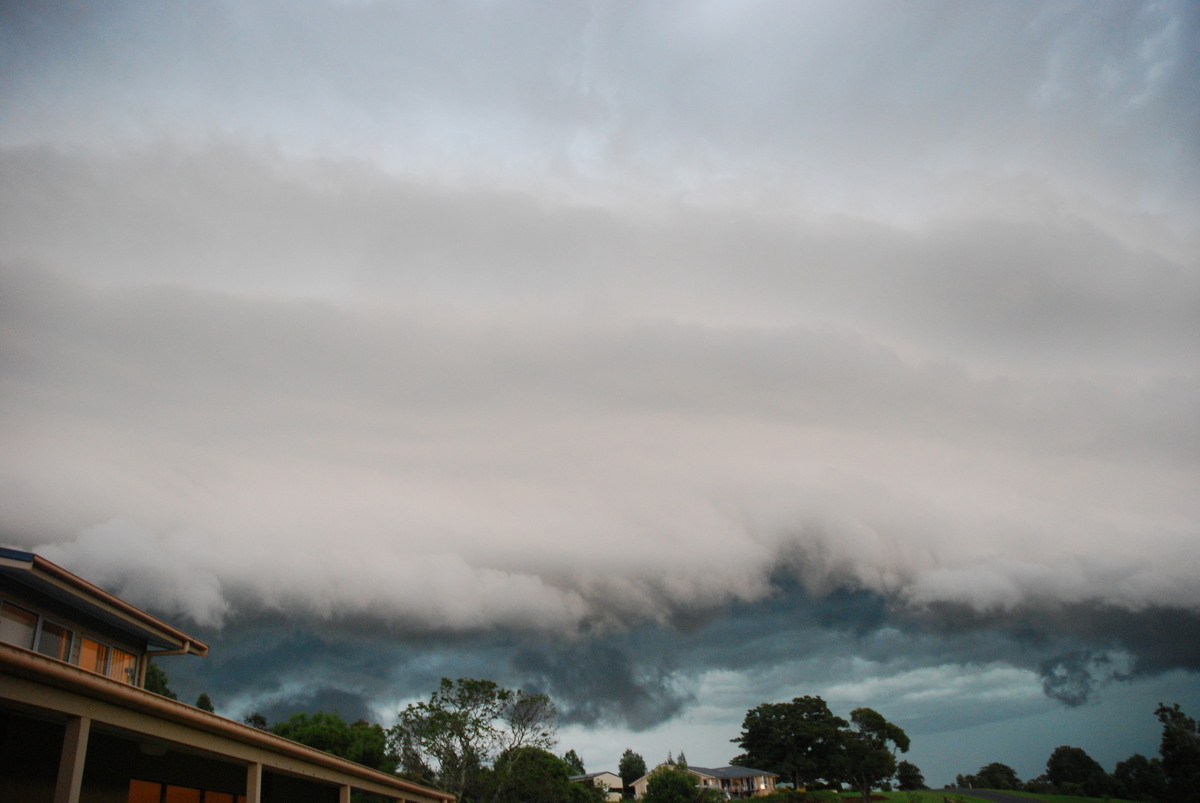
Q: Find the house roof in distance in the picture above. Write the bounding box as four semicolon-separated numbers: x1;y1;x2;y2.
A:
688;766;779;779
0;547;208;656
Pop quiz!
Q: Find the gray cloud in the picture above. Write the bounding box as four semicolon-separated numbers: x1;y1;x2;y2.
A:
515;642;692;731
2;0;1197;780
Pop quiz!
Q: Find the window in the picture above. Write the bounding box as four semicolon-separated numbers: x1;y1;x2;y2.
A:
110;645;139;683
36;619;72;661
80;636;110;673
128;779;162;803
0;602;37;649
164;786;202;803
79;635;139;683
128;780;245;803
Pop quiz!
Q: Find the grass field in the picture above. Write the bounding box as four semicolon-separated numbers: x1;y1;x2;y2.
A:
872;791;1141;803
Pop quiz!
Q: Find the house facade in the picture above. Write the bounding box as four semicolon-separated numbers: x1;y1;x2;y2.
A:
570;771;624;802
0;547;453;803
631;764;778;800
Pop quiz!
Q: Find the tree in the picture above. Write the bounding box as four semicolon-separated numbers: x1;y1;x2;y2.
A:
620;749;648;797
840;708;909;802
271;711;396;773
144;659;176;699
388;678;558;802
972;762;1020;790
642;763;697;803
243;711;269;730
731;696;847;788
896;760;925;790
195;692;214;713
1045;745;1108;797
563;748;586;775
676;751;688;769
1112;753;1167;802
1156;702;1200;802
489;746;594;803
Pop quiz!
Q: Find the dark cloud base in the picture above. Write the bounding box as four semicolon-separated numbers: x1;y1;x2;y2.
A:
158;578;1200;732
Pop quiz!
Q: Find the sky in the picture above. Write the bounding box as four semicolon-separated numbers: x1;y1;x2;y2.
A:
2;0;1199;788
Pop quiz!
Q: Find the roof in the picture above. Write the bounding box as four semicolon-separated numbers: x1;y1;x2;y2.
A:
571;772;621;781
632;764;778;786
0;547;208;656
688;766;778;779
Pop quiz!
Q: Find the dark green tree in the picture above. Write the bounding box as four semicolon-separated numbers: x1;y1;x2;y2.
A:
144;659;177;699
895;760;925;790
1156;702;1200;803
489;746;594;803
1045;745;1108;797
563;749;586;775
195;692;214;712
620;748;648;797
730;696;847;788
642;763;697;803
1112;753;1167;802
972;762;1020;790
840;707;909;802
271;711;396;772
388;678;557;802
243;711;269;729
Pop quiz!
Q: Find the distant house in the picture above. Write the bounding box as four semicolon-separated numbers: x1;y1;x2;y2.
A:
631;764;778;800
571;770;624;801
0;547;453;803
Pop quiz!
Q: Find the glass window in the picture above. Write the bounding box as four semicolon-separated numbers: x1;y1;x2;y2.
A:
164;785;202;803
128;779;162;803
79;636;109;674
206;794;235;803
0;602;37;649
36;619;72;661
109;646;139;683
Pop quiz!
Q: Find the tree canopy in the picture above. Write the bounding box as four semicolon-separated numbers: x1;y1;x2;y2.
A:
841;707;909;802
488;746;594;803
271;710;395;773
730;696;847;788
388;677;557;802
144;659;176;700
959;762;1020;790
641;763;700;803
1112;753;1167;802
1156;702;1200;803
619;748;648;793
895;760;925;790
1044;745;1109;797
563;749;586;776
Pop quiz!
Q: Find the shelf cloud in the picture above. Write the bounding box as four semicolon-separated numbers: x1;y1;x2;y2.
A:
2;0;1197;784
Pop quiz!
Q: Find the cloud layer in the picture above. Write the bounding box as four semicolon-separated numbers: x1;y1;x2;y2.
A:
1;0;1197;783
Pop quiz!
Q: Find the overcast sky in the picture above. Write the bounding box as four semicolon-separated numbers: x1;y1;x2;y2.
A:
2;0;1198;787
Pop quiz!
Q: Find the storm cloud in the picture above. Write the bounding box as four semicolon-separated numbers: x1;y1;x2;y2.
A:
2;0;1198;785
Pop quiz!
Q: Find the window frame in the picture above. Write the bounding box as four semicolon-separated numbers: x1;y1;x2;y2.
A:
0;595;141;684
80;633;141;684
34;615;74;662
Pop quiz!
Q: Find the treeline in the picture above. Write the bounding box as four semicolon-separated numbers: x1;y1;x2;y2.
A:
953;703;1199;803
148;667;923;802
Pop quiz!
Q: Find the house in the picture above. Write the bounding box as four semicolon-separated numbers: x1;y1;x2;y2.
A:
570;771;624;801
630;764;778;800
0;547;454;803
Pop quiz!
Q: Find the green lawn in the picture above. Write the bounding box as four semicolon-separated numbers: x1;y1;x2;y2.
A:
876;792;1139;803
878;792;993;803
977;794;1139;803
